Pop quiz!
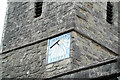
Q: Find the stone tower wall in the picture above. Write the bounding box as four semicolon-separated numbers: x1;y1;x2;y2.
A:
1;1;120;79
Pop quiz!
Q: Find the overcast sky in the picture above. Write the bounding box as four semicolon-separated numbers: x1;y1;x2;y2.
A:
0;0;7;45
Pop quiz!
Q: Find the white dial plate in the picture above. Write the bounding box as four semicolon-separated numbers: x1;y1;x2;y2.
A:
47;33;71;63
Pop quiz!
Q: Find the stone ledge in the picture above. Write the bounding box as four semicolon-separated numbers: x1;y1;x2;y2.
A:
1;27;75;54
1;27;118;57
47;57;118;79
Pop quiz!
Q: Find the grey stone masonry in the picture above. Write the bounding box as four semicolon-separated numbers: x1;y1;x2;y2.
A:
2;2;75;52
74;2;119;54
71;31;117;69
1;1;120;79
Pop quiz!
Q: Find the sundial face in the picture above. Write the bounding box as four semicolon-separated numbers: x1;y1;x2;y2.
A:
47;33;71;63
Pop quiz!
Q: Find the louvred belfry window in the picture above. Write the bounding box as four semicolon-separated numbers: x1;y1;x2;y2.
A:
34;2;43;18
106;2;113;24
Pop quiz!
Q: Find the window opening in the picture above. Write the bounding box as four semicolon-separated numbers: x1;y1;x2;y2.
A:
34;2;43;18
106;2;113;24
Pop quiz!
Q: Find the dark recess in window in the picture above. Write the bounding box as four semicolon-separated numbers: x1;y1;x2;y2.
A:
106;2;113;24
34;2;43;18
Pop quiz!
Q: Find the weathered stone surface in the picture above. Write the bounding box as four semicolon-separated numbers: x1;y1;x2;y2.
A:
2;41;47;78
71;31;117;63
1;2;119;79
45;58;72;78
75;2;119;54
2;2;75;52
58;62;119;79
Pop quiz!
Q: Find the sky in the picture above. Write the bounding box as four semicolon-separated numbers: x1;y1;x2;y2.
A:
0;0;7;45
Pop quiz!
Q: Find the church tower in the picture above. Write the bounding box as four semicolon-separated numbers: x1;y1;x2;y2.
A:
1;1;120;79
